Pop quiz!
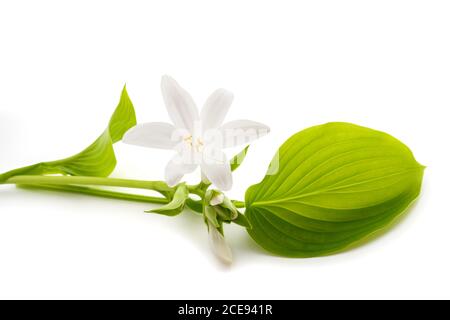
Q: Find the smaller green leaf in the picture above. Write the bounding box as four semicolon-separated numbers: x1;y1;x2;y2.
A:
146;184;188;216
0;86;136;183
185;198;203;213
230;145;249;172
232;211;252;229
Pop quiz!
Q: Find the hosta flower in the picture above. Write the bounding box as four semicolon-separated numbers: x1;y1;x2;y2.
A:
123;75;270;190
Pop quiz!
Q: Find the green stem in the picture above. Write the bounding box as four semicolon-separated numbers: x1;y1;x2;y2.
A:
233;200;245;208
17;184;169;204
187;184;206;197
5;175;172;195
3;174;246;210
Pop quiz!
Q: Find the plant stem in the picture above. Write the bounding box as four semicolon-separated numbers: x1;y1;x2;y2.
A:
188;184;205;197
233;200;245;208
3;174;246;210
17;184;169;204
5;175;172;195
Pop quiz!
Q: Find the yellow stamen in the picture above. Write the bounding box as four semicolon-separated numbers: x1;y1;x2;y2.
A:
184;135;193;147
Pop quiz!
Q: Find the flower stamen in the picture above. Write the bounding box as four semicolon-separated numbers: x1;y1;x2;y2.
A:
184;135;193;148
196;138;204;152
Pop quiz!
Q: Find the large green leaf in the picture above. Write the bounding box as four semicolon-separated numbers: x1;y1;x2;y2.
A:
245;122;424;257
0;86;136;182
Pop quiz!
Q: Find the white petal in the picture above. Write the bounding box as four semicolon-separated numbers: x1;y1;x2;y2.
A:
161;75;199;132
210;193;225;206
201;150;232;191
208;222;233;265
201;171;210;184
122;122;178;149
219;120;270;148
201;89;234;132
164;154;198;187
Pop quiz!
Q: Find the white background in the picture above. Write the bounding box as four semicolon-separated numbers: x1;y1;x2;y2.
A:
0;0;448;299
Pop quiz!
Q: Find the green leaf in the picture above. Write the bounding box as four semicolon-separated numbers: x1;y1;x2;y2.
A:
185;198;203;213
233;211;252;229
245;122;424;258
0;86;136;182
147;183;188;216
230;145;249;172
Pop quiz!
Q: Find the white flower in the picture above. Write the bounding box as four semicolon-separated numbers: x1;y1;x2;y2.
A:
123;75;270;190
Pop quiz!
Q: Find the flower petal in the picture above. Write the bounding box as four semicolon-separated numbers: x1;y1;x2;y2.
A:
201;89;234;132
210;193;225;206
208;222;233;264
219;120;270;148
201;150;232;191
123;122;178;149
165;153;198;187
161;75;199;132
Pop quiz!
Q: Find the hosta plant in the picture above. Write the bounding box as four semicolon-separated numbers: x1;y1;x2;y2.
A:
0;76;425;264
